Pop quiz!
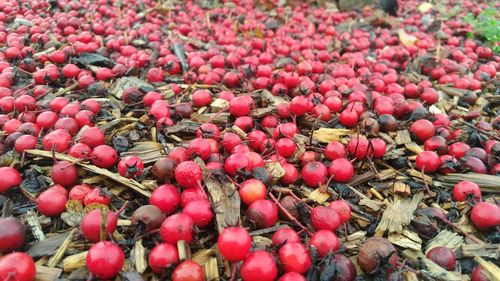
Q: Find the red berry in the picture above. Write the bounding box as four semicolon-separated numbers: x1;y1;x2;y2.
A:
347;135;369;160
328;200;352;224
187;138;212;160
328;158;354;183
310;230;340;257
247;199;278;229
191;89;212;107
410;120;435;142
310;206;341;231
51;161;78;187
0;217;26;253
79;127;105;148
43;129;72;152
229;95;252;116
83;188;112;206
149;243;179;274
416;151;441;173
217;227;252;262
172;261;205;281
278;242;312;274
80;209;118;242
160;213;194;244
239;179;267;205
0;252;36;281
37;188;67;217
452;181;481;202
339;110;359;128
241;251;278;281
324;141;347;160
448;142;470;159
301;161;328;187
117;156;144;178
271;228;300;246
175;161;203;189
183;200;213;228
91;145;118;168
69;184;92;202
470;202;500;230
86;241;125;279
426;246;456;271
150;184;180;215
279;272;306;281
0;167;21;193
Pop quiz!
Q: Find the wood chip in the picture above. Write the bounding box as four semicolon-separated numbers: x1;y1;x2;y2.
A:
25;150;151;197
311;128;352;143
376;193;423;234
35;266;62;281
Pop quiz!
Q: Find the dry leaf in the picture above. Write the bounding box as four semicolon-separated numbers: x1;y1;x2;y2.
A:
399;29;418;48
418;2;434;13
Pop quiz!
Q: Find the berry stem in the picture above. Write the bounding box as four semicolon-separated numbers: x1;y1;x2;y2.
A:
269;192;312;236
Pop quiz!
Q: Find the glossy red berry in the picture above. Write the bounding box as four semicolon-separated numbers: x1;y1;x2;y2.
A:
426;246;456;271
470;202;500;230
172;261;205;281
241;251;278;281
0;167;22;193
86;241;125;279
328;158;354;183
415;151;441;173
301;161;328;187
217;227;252;262
310;230;340;257
117;156;144;178
149;243;179;274
247;199;278;229
278;242;312;274
0;252;36;281
452;181;481;202
160;213;194;244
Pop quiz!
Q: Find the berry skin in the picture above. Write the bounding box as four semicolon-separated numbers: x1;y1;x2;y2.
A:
271;228;300;246
328;200;351;224
91;145;118;168
217;227;252;262
183;200;213;228
278;242;312;274
117;156;144;178
0;252;36;281
279;272;307;281
310;230;340;257
426;246;456;271
324;141;347;160
0;167;22;193
86;241;125;280
0;217;26;253
410;119;435;142
174;161;202;189
246;199;279;229
149;243;179;274
328;158;354;183
415;151;441;173
310;206;341;231
160;213;194;244
347;135;369;160
241;251;278;281
150;184;180;215
452;181;481;202
470;202;500;230
301;161;328;187
172;261;205;281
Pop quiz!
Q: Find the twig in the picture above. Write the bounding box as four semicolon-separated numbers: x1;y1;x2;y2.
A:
269;193;312;236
